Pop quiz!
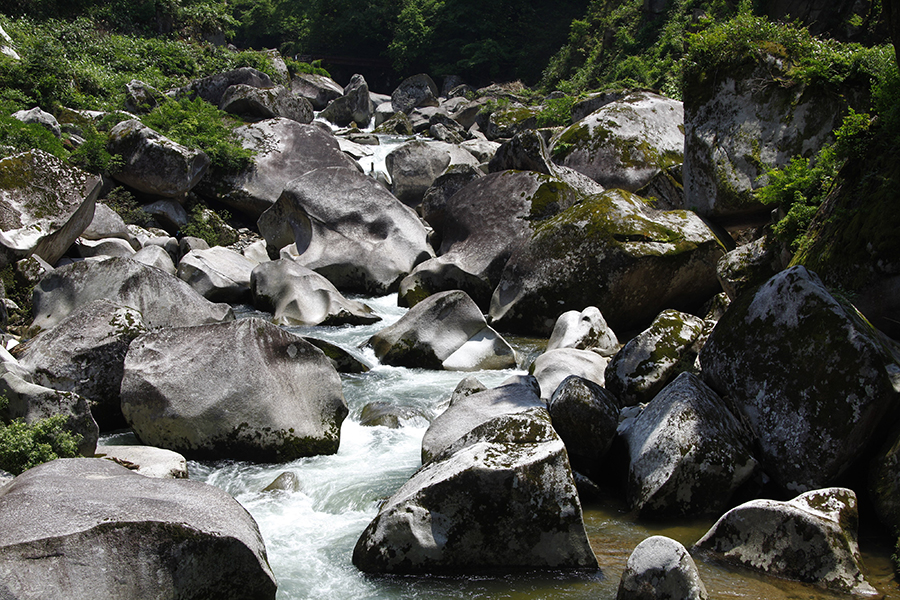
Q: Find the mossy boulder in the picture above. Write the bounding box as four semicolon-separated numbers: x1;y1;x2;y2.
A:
367;290;516;371
550;90;684;193
693;487;876;596
196;118;355;219
620;372;757;518
107;120;210;200
0;458;276;599
257;166;433;295
700;266;900;493
14;299;147;431
353;375;598;574
486;105;540;140
121;318;348;462
489;189;723;336
604;309;706;407
0;150;100;268
682;55;850;227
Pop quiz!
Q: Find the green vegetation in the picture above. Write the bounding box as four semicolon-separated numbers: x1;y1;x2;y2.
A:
0;395;82;475
180;202;238;246
101;187;151;226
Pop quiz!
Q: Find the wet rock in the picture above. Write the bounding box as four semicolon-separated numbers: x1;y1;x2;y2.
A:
121;318;348;462
108;120;210;199
605;309;706;407
31;257;233;331
15;299;147;431
250;259;379;327
489;189;723;336
196;118;356;219
621;372;757;517
617;536;708;600
391;74;440;114
0;458;276;599
258;166;432;295
220;84;313;123
694;487;876;596
548;376;619;476
699;266;900;493
368;290;516;371
0;150;100;267
531;348;609;401
177;246;257;304
353;376;597;574
262;471;301;493
98;445;188;479
551;90;683;192
546;306;619;356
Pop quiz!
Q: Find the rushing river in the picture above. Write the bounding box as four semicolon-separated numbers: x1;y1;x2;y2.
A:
105;294;898;599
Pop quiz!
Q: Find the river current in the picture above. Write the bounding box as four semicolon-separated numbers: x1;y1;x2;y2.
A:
103;294;897;599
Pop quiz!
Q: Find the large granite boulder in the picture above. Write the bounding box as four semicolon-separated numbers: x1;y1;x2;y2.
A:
98;445;188;479
617;536;708;600
546;306;619;356
604;309;706;407
31;257;233;332
620;372;757;517
12;107;61;138
197;118;356;219
319;74;373;127
531;348;609;401
82;203;138;247
220;84;313;123
700;266;900;493
0;150;100;267
485;105;540;140
121;318;348;462
250;259;379;326
385;140;479;207
14;299;147;431
550;90;684;192
367;290;516;371
107;120;210;199
353;376;598;573
176;246;258;304
694;487;876;596
489;189;723;336
716;236;783;300
0;458;276;599
258;166;433;295
181;66;274;106
548;376;619;477
391;73;440;114
683;53;850;227
290;73;343;110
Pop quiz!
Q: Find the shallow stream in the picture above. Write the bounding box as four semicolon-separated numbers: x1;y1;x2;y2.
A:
103;294;899;599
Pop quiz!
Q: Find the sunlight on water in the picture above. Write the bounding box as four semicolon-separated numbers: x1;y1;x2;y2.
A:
162;295;899;599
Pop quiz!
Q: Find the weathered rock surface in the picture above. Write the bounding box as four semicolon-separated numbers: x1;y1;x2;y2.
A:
391;73;440;114
32;257;234;332
0;458;276;599
197;118;355;219
700;266;900;493
131;244;176;274
531;348;609;401
258;166;432;295
98;444;188;479
107;120;210;199
123;79;164;114
0;150;100;267
546;306;619;356
182;66;274;106
121;318;348;462
617;536;708;600
368;290;515;371
605;309;706;407
12;107;61;138
320;74;373;127
177;246;258;304
353;376;598;573
386;140;478;207
15;299;147;431
220;84;313;123
486;105;540;140
716;236;783;300
694;487;876;596
250;259;379;326
490;189;723;336
82;202;138;247
551;90;684;192
291;73;343;110
548;376;619;476
75;237;136;259
620;372;757;517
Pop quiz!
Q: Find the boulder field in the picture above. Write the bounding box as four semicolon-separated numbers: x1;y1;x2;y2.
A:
0;60;897;599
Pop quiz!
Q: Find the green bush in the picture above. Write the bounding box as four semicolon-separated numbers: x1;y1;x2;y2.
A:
180;203;237;246
101;187;151;226
0;112;68;161
0;395;82;475
536;95;575;128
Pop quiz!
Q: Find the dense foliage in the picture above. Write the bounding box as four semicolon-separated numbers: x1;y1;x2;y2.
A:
0;396;83;476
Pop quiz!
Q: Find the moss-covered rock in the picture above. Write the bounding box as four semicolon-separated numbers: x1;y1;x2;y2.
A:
693;487;876;596
716;236;784;300
486;105;540;140
700;266;900;493
489;189;723;336
551;90;684;193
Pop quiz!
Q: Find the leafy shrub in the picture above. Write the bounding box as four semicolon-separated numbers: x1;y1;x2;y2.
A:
180;203;237;246
536;95;575;127
0;395;82;475
101;186;151;226
142;96;253;173
0;112;68;161
284;57;330;78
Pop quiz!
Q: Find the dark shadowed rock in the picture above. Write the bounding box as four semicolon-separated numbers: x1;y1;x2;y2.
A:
291;73;343;110
549;376;619;476
391;74;440;113
182;66;274;106
546;306;619;356
320;74;373;127
617;536;708;600
220;84;314;123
